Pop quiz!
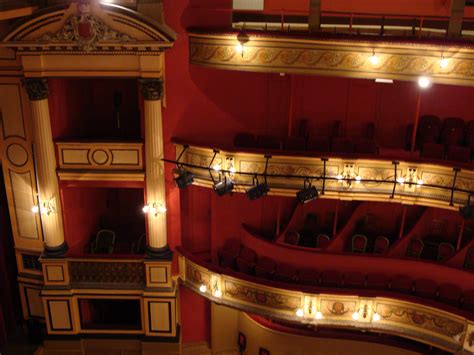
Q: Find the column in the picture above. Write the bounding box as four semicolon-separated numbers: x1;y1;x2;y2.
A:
139;78;171;259
23;78;67;256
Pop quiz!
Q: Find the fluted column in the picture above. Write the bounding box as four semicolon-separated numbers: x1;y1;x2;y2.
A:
23;78;67;256
139;79;171;259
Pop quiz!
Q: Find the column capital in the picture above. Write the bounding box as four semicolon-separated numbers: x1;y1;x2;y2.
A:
22;78;49;101
139;78;163;100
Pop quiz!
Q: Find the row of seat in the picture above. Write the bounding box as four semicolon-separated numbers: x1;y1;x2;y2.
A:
217;238;474;314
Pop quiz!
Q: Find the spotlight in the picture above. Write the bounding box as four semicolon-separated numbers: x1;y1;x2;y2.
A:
247;183;269;200
174;169;194;189
460;204;474;220
214;178;234;196
296;185;318;204
418;76;431;89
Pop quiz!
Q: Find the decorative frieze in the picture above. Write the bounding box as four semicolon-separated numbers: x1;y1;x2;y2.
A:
69;260;145;287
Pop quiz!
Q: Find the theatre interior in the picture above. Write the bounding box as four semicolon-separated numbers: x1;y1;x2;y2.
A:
3;0;474;354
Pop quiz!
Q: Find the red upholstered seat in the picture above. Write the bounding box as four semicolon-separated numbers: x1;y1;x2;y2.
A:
218;238;241;268
437;242;455;262
307;137;330;152
273;263;298;283
406;239;424;258
463;290;474;313
284;231;300;246
331;137;354;154
283;136;306;151
374;236;390;255
344;272;366;289
321;270;343;288
354;139;378;154
417;115;441;147
367;273;389;290
298;268;319;286
465;248;474;270
255;257;276;279
438;284;462;307
447;145;470;163
441;117;465;146
421;143;444;160
234;133;256;148
390;275;413;294
316;233;331;249
352;234;368;253
256;135;280;150
236;246;257;275
414;278;438;299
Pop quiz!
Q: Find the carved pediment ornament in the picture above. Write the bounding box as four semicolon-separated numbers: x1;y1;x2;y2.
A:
37;12;135;52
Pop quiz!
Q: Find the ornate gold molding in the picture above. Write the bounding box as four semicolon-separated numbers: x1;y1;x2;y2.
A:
176;144;473;210
179;253;472;353
189;32;474;86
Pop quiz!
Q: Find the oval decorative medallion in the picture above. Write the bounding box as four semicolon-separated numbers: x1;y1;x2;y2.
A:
6;143;28;167
91;149;109;165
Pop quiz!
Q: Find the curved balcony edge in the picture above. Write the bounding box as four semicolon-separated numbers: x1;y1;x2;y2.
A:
173;143;474;211
177;247;474;353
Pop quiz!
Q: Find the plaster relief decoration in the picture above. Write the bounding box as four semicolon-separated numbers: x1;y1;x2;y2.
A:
37;1;134;51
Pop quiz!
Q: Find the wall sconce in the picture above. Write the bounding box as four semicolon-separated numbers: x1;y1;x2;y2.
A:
32;200;55;215
142;202;167;216
236;31;249;58
213;280;222;298
199;284;207;293
336;164;361;189
352;304;381;322
397;168;423;189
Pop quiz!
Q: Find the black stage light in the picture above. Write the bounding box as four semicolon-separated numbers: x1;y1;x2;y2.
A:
247;183;269;200
214;178;234;196
174;169;194;189
460;204;474;220
296;185;318;204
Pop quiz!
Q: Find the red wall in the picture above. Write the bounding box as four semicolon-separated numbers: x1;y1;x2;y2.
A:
179;285;211;344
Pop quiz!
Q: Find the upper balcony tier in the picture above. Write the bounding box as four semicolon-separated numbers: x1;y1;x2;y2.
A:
172;142;473;211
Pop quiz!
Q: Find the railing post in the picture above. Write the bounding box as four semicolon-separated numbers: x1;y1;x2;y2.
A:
450;167;461;206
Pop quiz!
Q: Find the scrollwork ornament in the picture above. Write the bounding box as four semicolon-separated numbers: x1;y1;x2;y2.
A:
139;78;163;101
22;78;49;101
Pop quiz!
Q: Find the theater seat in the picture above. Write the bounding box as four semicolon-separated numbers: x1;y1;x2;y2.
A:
354;139;378;154
437;242;454;262
256;135;280;150
417;115;441;147
374;236;390;255
234;133;256;148
218;238;241;268
299;268;319;286
283;136;306;151
462;290;474;313
316;234;331;249
367;273;389;290
344;272;366;289
307;137;330;152
447;145;470;163
414;279;438;299
235;246;257;275
465;248;474;270
255;257;276;279
321;270;343;288
390;275;413;294
438;284;462;307
441;117;464;146
284;231;300;245
273;263;298;283
421;143;444;160
331;137;354;154
352;234;368;253
406;239;424;258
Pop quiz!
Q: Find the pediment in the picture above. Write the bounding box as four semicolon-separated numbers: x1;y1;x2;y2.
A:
1;1;176;53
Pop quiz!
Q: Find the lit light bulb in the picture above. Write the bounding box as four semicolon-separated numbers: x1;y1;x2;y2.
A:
396;177;405;185
417;179;424;186
439;57;449;69
142;205;150;213
229;166;236;174
418;76;431;89
32;205;39;213
369;53;379;65
373;312;381;322
213;164;221;172
355;176;362;184
158;204;167;214
236;43;243;55
336;174;343;181
315;311;323;320
199;284;207;293
296;308;304;317
214;289;222;298
352;311;360;321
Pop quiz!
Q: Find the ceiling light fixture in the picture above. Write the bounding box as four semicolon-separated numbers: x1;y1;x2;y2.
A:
375;78;393;84
418;76;431;89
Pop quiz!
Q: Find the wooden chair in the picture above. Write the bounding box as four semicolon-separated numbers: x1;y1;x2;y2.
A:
373;236;390;254
406;239;424;258
90;229;116;254
352;234;368;253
